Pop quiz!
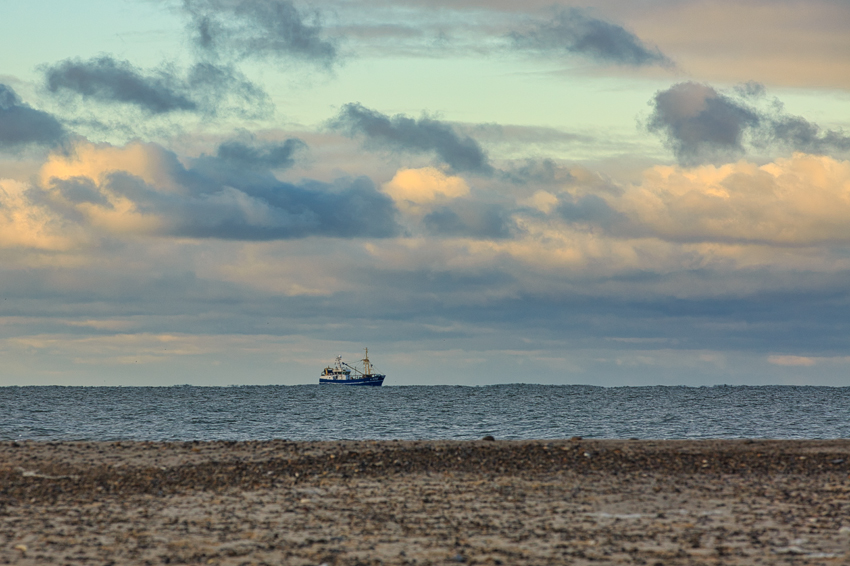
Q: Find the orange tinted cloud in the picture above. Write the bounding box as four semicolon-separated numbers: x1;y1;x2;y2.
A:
382;167;470;204
768;355;815;367
631;0;850;89
40;140;186;193
617;154;850;245
0;179;79;250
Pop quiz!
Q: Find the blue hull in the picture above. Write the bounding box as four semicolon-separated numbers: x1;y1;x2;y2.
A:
320;376;384;386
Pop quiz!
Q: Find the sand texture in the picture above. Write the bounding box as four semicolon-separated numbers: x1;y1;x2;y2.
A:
2;439;850;565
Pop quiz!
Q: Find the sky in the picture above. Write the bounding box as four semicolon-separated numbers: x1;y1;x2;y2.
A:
1;0;850;386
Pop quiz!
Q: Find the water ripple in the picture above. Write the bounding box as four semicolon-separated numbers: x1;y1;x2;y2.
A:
0;384;848;441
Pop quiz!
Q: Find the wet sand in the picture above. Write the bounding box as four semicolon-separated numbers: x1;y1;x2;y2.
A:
2;439;850;565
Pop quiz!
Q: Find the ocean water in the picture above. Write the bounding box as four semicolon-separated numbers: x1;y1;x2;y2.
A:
1;384;849;442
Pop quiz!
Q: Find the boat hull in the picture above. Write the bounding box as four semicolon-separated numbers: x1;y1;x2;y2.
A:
320;376;385;386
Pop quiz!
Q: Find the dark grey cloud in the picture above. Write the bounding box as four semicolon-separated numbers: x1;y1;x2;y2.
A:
46;57;197;114
331;103;492;174
734;81;767;99
188;135;306;192
188;136;400;239
423;201;515;239
10;239;850;384
51;177;112;208
26;177;108;226
0;84;65;149
647;82;759;166
648;82;850;166
764;115;850;154
110;171;398;240
183;62;273;118
556;193;624;230
511;8;673;68
44;57;270;117
501;158;574;186
183;0;337;66
215;135;307;169
37;138;399;240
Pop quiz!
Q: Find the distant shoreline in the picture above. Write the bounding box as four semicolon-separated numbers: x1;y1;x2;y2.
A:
3;383;850;388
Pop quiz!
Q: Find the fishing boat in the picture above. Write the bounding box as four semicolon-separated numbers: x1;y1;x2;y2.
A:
320;348;386;386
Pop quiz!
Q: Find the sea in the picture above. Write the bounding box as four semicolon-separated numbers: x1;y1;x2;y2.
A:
1;385;849;442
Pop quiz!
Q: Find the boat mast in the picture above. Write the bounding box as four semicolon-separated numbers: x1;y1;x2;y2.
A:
362;348;371;376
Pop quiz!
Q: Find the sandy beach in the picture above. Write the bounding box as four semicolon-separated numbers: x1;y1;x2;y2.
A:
2;439;850;565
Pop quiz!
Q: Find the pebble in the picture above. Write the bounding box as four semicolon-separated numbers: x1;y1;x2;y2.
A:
1;438;849;565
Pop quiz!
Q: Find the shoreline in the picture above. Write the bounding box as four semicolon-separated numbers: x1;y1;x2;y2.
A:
2;439;850;564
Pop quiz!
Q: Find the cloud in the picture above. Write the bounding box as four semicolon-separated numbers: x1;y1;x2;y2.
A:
647;82;759;166
423;201;515;239
45;57;197;114
626;1;850;90
764;115;850;155
0;178;81;250
733;81;766;99
0;84;65;149
39;139;190;192
182;62;273;118
556;193;623;229
382;167;469;205
331;103;492;174
44;57;270;118
189;135;307;193
215;134;307;169
29;139;400;241
768;355;816;366
501;159;574;186
648;82;850;166
183;0;337;66
379;167;516;238
511;8;673;67
611;153;850;246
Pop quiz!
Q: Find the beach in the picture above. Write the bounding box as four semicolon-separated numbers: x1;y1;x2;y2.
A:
1;439;849;565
